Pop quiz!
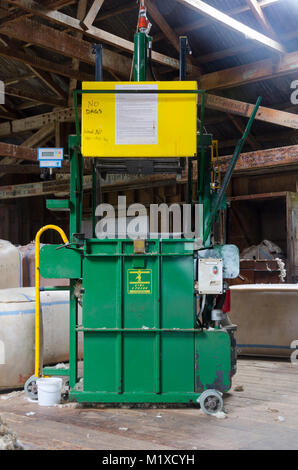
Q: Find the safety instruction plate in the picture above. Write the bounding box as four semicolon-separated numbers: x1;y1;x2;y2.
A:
127;269;152;295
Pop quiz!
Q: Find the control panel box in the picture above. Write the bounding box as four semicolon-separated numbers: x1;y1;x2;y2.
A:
198;258;223;295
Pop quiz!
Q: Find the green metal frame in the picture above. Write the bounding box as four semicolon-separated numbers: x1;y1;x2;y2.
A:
40;32;261;404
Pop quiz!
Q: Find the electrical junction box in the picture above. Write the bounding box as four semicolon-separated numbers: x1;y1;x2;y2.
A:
81;81;198;158
198;258;223;295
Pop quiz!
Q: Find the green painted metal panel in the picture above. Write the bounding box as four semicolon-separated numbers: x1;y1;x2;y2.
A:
161;255;195;393
46;199;70;211
78;239;233;402
40;245;82;279
84;332;118;392
195;330;232;393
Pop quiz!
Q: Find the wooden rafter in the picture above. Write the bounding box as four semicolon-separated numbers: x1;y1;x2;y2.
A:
1;144;298;200
176;0;285;54
146;0;180;53
68;0;88;106
0;108;77;138
4;85;66;106
5;0;195;73
0;18;132;77
80;0;104;31
0;141;36;161
0;42;93;81
1;91;298;141
0;123;55;177
26;65;66;100
200;50;298;91
0;1;75;27
245;0;278;39
227;113;262;150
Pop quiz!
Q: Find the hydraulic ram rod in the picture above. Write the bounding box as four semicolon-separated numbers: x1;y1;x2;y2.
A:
203;96;262;244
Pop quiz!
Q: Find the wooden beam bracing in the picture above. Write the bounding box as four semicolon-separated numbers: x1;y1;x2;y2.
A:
146;0;180;53
0;42;93;81
0;124;55;177
1;91;298;141
81;0;104;31
0;18;131;77
68;0;88;105
199;50;298;91
245;0;278;39
0;141;36;161
6;0;197;73
4;85;66;106
1;144;298;200
0;107;78;137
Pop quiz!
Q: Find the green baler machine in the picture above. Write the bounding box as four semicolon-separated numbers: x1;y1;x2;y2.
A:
25;7;261;414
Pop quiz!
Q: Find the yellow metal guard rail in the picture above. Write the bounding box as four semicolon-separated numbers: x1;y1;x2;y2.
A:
34;225;69;378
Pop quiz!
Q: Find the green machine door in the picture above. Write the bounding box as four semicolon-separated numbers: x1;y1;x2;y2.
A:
81;239;196;398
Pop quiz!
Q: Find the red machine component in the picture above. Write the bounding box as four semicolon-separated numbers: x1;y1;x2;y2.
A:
137;0;152;34
222;289;231;314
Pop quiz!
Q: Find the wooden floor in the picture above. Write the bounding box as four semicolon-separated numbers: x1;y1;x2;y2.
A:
1;358;298;450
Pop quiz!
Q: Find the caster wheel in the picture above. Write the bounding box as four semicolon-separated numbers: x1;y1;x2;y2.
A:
24;375;38;400
199;389;223;415
62;381;69;400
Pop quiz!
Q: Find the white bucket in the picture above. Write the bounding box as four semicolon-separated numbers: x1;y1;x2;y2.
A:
37;377;62;407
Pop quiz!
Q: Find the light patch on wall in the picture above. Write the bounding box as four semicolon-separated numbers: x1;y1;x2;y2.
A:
0;340;5;365
0;81;4;105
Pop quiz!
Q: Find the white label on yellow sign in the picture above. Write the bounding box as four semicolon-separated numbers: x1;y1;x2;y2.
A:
115;84;158;146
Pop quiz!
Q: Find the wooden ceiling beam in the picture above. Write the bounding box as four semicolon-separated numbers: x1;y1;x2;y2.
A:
0;42;93;81
0;123;55;177
27;66;67;100
203;94;298;130
0;18;131;77
245;0;278;39
218;144;298;173
80;0;104;31
0;141;36;161
0;1;75;27
199;50;298;91
0;107;77;137
1;91;298;141
4;85;66;106
146;0;180;53
6;0;197;73
68;0;88;106
227;113;262;150
1;143;298;200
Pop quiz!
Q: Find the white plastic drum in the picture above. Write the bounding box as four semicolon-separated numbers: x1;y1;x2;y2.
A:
0;240;22;289
0;287;82;390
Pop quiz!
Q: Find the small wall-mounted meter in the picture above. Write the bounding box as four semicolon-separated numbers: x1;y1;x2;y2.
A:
37;148;64;168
